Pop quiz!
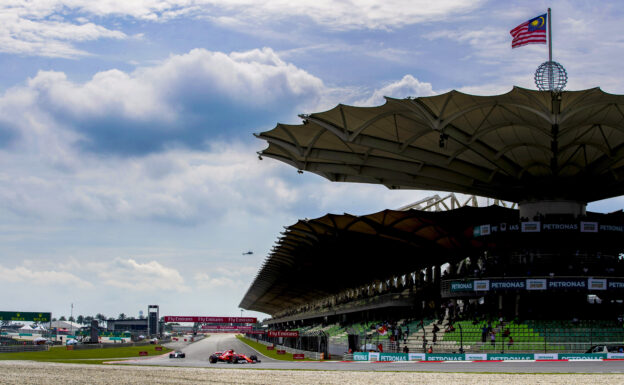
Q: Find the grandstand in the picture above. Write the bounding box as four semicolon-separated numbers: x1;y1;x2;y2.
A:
241;87;624;355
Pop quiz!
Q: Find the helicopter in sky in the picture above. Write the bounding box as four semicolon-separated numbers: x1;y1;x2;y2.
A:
242;251;253;255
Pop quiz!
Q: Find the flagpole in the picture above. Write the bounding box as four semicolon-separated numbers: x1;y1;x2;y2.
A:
548;8;552;62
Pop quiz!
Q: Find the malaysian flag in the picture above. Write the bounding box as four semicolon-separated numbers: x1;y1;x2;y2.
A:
510;13;547;49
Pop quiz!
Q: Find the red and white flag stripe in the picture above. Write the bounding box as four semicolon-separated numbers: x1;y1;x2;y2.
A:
510;21;546;49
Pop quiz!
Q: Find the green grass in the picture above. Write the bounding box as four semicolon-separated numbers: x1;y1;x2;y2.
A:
0;345;172;364
236;335;315;361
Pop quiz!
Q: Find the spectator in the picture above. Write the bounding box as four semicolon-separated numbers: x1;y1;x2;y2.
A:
490;331;496;346
508;336;514;347
403;345;409;354
481;325;488;342
427;346;433;354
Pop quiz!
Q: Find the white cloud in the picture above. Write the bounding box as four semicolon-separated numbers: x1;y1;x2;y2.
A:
194;272;239;290
20;47;324;127
0;1;488;57
356;75;435;106
98;258;190;292
201;0;488;31
0;47;334;223
0;10;126;57
0;264;94;289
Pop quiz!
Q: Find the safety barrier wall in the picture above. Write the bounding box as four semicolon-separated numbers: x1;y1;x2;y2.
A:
249;337;323;360
71;338;172;350
350;352;624;361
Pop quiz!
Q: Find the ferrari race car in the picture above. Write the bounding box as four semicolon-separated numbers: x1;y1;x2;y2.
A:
169;351;186;358
209;350;260;364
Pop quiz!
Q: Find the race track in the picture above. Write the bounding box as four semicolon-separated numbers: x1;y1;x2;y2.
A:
126;334;624;373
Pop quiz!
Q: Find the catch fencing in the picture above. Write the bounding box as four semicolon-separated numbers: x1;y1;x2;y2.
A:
244;330;328;359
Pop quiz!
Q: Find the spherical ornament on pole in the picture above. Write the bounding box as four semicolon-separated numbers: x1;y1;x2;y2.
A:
534;61;568;92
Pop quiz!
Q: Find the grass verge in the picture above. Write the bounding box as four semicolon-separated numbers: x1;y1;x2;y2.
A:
0;345;172;364
236;335;314;361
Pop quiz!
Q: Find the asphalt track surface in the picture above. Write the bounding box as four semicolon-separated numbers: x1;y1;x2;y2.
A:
123;334;624;373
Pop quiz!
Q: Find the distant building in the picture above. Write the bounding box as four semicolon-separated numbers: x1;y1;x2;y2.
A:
106;318;148;334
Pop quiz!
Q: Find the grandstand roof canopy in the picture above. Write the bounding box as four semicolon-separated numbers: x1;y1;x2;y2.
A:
239;206;624;315
239;206;516;314
257;87;624;203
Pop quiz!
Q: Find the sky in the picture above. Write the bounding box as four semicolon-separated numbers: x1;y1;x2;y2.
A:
1;0;623;322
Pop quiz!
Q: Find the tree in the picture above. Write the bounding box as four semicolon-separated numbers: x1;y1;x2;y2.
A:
84;316;93;324
95;313;107;327
76;315;84;325
68;316;75;322
59;316;67;321
118;313;126;320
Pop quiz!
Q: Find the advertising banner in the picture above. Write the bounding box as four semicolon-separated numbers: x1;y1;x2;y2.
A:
534;353;558;360
486;353;534;360
201;325;252;331
580;222;599;232
490;279;525;290
600;224;624;232
379;353;408;361
526;279;547;290
473;221;621;236
246;330;266;335
450;281;473;292
548;279;586;290
464;353;487;361
608;279;624;290
588;278;607;290
474;280;490;291
542;223;578;231
356;353;611;362
427;354;465;361
267;331;299;338
408;353;426;361
163;316;257;323
559;353;606;360
521;221;541;232
0;311;51;322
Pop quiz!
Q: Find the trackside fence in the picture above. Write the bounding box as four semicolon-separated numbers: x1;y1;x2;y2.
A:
0;345;49;353
244;332;328;360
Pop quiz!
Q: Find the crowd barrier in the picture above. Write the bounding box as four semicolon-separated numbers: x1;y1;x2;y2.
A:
349;351;624;361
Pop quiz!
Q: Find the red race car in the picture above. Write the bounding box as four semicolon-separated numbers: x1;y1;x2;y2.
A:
209;349;261;364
